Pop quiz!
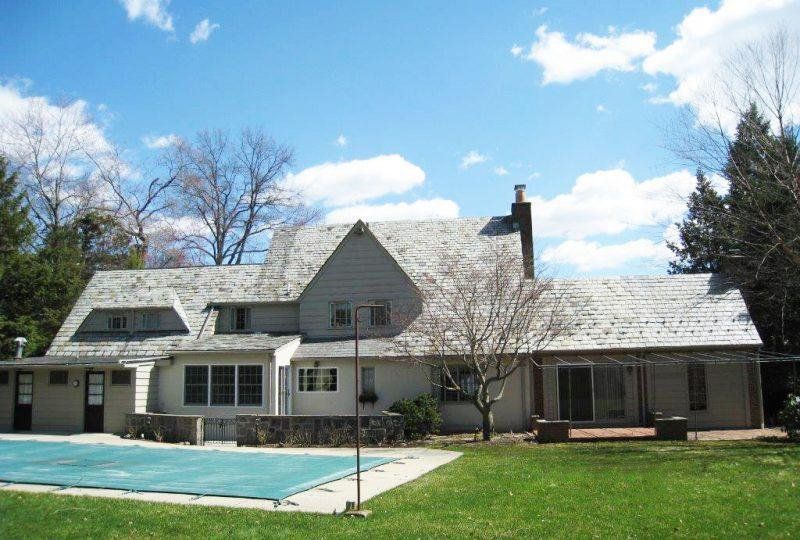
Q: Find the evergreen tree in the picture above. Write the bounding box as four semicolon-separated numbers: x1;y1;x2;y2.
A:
668;170;727;274
0;157;34;259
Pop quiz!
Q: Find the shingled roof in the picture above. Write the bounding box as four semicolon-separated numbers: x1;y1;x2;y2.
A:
44;215;761;360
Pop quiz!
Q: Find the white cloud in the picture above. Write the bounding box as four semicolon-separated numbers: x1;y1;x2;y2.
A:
142;133;179;149
510;44;524;57
517;25;656;84
642;0;800;132
189;18;220;44
533;7;548;16
335;134;348;147
640;82;658;93
528;171;542;180
284;154;425;207
325;198;459;224
596;104;608;113
460;150;487;169
119;0;174;32
494;166;509;176
531;168;696;239
541;238;671;272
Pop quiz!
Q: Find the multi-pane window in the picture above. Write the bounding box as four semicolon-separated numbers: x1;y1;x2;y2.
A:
687;363;708;411
230;307;252;331
441;365;477;402
184;365;264;406
298;368;338;392
111;370;132;386
107;315;127;330
237;365;263;406
140;312;160;330
369;301;391;327
361;366;375;394
184;366;209;405
211;366;236;405
49;370;68;385
329;302;352;328
0;371;8;385
87;372;104;405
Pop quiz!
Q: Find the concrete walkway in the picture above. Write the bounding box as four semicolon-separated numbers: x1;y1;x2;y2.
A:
0;433;460;514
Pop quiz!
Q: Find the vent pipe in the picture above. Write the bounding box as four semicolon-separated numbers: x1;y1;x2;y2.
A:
13;337;28;360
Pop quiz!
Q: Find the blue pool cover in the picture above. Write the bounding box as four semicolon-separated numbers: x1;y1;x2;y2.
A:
0;439;394;500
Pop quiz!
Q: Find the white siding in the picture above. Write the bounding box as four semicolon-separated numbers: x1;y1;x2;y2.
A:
134;364;159;413
298;231;420;338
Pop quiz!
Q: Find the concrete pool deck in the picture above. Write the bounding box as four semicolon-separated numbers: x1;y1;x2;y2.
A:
0;433;460;514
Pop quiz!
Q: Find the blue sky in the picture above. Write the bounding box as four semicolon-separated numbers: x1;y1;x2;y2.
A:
1;0;797;276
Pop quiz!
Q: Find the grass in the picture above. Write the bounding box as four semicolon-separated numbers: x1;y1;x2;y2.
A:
0;440;798;538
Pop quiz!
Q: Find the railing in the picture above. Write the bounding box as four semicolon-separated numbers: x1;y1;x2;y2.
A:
202;417;237;444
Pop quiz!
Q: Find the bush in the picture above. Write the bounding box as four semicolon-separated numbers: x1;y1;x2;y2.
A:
778;393;800;440
388;393;442;440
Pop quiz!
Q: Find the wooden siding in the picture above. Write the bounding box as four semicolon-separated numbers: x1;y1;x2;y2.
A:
79;308;186;332
298;231;420;338
215;304;299;334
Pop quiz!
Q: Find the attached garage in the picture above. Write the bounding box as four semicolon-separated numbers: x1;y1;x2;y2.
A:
0;357;162;434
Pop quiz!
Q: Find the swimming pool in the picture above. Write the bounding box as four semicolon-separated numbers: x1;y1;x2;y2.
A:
0;439;394;500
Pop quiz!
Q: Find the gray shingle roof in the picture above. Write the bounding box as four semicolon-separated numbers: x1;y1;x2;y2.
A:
44;215;761;360
170;334;300;353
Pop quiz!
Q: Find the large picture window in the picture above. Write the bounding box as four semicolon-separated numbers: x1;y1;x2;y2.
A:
183;365;264;406
298;367;338;392
687;363;708;411
329;302;352;328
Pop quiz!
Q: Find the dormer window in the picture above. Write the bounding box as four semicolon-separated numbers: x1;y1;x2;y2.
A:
107;315;127;330
230;307;252;331
140;312;160;330
329;301;352;328
369;300;391;327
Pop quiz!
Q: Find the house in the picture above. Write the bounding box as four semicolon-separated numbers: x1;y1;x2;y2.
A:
0;185;765;434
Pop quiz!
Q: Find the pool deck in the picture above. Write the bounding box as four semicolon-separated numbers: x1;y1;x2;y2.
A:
0;433;460;514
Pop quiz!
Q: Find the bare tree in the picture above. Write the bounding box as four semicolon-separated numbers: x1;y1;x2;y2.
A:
90;149;180;265
392;243;573;441
0;98;109;237
172;128;316;265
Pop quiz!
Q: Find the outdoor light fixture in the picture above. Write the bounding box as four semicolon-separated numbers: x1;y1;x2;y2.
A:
72;379;80;388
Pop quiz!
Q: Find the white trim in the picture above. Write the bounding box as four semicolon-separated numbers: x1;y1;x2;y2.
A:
296;366;340;393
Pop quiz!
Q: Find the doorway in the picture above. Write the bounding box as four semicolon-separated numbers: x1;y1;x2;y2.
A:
13;371;33;430
84;371;105;432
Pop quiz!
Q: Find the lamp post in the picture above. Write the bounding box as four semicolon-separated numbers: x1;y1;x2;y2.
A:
353;303;380;513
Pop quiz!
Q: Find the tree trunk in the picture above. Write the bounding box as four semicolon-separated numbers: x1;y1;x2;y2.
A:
481;408;494;441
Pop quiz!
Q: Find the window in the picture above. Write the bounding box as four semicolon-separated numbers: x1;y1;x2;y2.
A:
237;365;263;406
184;365;263;406
140;312;160;330
0;371;8;385
329;302;352;328
184;366;209;405
49;370;68;385
107;315;127;330
440;365;477;402
230;307;252;331
687;363;708;411
557;365;626;422
369;301;391;327
111;370;131;386
298;367;338;392
361;366;375;394
211;365;236;405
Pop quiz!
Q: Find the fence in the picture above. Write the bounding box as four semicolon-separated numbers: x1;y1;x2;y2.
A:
202;417;237;444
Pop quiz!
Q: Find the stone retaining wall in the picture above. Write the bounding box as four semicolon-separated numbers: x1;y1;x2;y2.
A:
125;413;204;445
236;413;404;447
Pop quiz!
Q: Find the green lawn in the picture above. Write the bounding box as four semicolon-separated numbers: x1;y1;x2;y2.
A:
0;440;798;539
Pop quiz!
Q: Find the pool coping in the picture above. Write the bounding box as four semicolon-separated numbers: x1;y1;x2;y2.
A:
0;433;461;513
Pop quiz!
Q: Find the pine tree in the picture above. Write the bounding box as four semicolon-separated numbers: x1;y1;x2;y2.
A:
0;157;34;258
668;170;727;274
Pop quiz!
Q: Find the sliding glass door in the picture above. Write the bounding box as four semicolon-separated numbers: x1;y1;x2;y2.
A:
558;365;626;422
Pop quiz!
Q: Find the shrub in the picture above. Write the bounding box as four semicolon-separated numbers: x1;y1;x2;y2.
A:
778;393;800;440
388;393;442;440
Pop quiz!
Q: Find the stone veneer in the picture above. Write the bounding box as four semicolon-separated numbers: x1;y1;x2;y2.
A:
236;413;404;447
125;413;204;445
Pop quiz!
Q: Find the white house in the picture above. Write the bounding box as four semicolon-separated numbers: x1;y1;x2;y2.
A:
0;186;765;434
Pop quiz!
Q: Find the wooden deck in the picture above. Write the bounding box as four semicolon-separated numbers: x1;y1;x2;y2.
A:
568;427;655;442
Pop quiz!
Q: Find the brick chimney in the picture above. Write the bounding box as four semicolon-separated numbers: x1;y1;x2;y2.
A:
511;184;534;278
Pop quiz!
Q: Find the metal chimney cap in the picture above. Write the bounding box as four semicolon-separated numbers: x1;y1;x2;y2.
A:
13;337;28;345
514;184;527;191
